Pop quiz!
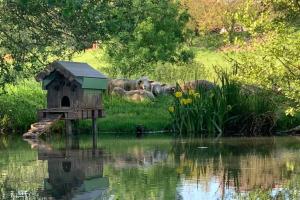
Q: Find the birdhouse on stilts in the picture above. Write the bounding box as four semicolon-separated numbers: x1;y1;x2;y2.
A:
23;61;108;142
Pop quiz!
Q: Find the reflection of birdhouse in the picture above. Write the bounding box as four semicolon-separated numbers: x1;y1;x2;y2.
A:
62;161;71;172
36;61;108;120
39;148;109;199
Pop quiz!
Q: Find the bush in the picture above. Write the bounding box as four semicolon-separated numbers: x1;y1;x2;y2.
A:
0;80;46;134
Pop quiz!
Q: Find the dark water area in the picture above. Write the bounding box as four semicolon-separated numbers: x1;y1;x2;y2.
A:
0;134;300;200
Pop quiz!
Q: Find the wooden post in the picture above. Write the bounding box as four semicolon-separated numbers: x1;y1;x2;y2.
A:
71;134;79;149
73;120;79;135
92;110;97;152
65;120;73;135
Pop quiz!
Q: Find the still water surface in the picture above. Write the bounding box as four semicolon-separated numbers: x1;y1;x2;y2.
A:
0;135;300;200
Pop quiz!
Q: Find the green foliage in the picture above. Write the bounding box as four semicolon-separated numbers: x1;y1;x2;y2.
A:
233;28;300;110
0;0;192;88
0;0;113;89
0;80;45;133
182;0;299;46
276;111;300;132
192;33;226;50
269;0;300;24
105;0;193;78
169;74;276;137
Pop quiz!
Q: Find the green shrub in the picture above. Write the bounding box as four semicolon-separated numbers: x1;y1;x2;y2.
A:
0;80;46;134
276;109;300;132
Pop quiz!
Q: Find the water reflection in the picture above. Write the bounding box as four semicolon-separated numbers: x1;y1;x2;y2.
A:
172;138;300;199
25;136;109;200
0;135;300;199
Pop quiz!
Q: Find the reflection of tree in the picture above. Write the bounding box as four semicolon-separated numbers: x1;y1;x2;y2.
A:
105;163;178;200
171;138;300;198
2;135;300;199
0;137;47;199
99;138;178;200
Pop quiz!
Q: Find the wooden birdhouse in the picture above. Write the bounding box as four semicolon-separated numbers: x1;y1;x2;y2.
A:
34;61;107;136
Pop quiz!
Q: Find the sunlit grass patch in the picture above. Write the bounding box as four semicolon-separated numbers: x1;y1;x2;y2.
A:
97;95;172;133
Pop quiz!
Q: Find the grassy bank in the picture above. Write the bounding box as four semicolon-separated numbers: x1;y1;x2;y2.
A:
0;81;171;134
82;95;172;134
0;35;298;136
1;78;299;136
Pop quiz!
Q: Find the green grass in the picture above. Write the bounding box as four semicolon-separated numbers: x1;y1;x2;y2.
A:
71;45;233;83
72;49;111;72
79;95;172;134
194;50;233;81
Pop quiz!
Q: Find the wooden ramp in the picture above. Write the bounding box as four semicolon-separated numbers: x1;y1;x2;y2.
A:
23;114;62;138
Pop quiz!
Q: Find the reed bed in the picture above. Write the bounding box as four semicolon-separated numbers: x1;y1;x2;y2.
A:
169;74;277;137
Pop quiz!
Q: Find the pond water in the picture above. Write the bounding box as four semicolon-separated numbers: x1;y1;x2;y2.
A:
0;134;300;200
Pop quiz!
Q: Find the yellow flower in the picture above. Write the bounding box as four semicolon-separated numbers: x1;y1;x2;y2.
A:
168;106;175;113
175;91;183;98
286;161;295;171
186;98;192;104
180;99;185;105
193;92;200;98
180;98;192;105
285;107;296;117
188;89;195;96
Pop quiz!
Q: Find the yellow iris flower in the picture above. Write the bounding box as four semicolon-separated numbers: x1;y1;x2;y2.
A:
188;89;195;96
180;98;192;105
193;92;200;98
168;106;175;113
285;107;296;117
175;91;183;98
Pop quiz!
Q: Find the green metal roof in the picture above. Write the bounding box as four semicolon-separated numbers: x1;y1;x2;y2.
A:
56;61;107;79
39;61;108;90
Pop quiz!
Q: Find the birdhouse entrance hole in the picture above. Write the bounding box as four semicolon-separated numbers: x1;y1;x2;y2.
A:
61;96;70;107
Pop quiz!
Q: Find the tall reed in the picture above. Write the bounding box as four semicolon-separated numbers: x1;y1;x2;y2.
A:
169;74;276;137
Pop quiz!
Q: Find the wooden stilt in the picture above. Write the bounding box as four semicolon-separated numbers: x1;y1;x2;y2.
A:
71;134;79;149
65;134;79;150
73;120;79;135
92;110;97;152
65;120;73;135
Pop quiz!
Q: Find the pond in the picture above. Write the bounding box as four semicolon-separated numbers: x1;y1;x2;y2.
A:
0;134;300;200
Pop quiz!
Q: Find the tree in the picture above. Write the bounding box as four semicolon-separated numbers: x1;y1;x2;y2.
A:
104;0;193;78
0;0;115;90
181;0;247;44
181;0;225;32
0;0;192;89
233;28;300;109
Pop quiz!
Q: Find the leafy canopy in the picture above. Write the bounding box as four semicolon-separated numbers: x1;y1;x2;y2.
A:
105;0;193;77
0;0;191;89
